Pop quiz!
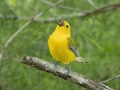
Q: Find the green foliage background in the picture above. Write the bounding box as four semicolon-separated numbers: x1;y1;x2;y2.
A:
0;0;120;90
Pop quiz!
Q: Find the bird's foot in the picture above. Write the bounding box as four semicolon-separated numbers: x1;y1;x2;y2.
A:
54;63;58;69
66;68;71;74
53;61;60;69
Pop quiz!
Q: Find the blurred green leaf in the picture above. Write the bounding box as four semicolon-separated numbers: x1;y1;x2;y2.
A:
8;0;16;7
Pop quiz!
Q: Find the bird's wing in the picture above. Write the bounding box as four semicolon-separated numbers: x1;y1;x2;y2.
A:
67;37;80;57
67;37;88;63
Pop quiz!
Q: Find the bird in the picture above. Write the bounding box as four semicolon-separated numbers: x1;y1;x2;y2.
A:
48;17;88;73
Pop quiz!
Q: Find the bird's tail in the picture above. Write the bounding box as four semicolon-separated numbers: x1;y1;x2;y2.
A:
75;57;88;63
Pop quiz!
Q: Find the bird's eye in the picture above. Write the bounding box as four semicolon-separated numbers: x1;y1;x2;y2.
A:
66;25;69;28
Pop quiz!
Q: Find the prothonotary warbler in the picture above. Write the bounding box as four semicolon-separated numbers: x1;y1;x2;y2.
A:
48;18;88;73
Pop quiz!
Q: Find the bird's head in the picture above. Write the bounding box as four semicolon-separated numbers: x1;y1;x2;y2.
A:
56;18;70;36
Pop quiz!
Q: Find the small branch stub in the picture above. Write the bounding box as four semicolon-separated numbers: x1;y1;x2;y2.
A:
20;56;113;90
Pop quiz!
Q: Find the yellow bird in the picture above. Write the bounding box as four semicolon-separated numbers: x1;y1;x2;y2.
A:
48;18;88;72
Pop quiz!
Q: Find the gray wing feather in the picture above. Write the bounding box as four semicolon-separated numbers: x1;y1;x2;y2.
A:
68;45;80;57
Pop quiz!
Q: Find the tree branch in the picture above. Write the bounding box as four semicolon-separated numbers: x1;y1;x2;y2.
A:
102;74;120;84
38;0;82;12
20;56;113;90
1;2;120;23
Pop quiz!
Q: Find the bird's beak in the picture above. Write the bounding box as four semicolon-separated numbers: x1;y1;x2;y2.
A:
60;18;64;26
56;17;64;27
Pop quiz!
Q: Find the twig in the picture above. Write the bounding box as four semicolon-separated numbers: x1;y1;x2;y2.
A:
0;0;64;61
20;56;113;90
1;2;120;23
37;1;120;23
101;74;120;84
38;0;82;12
87;0;97;8
98;64;117;81
0;20;31;62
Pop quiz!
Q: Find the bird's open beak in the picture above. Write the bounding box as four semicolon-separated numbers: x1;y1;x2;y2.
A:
56;18;64;27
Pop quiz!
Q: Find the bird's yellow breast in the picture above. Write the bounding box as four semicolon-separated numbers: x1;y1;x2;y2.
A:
48;31;76;64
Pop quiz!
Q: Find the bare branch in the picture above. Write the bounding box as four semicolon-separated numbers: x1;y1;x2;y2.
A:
102;74;120;84
1;2;120;23
98;64;117;81
0;21;31;61
87;0;97;8
20;56;113;90
38;0;82;12
0;0;64;61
